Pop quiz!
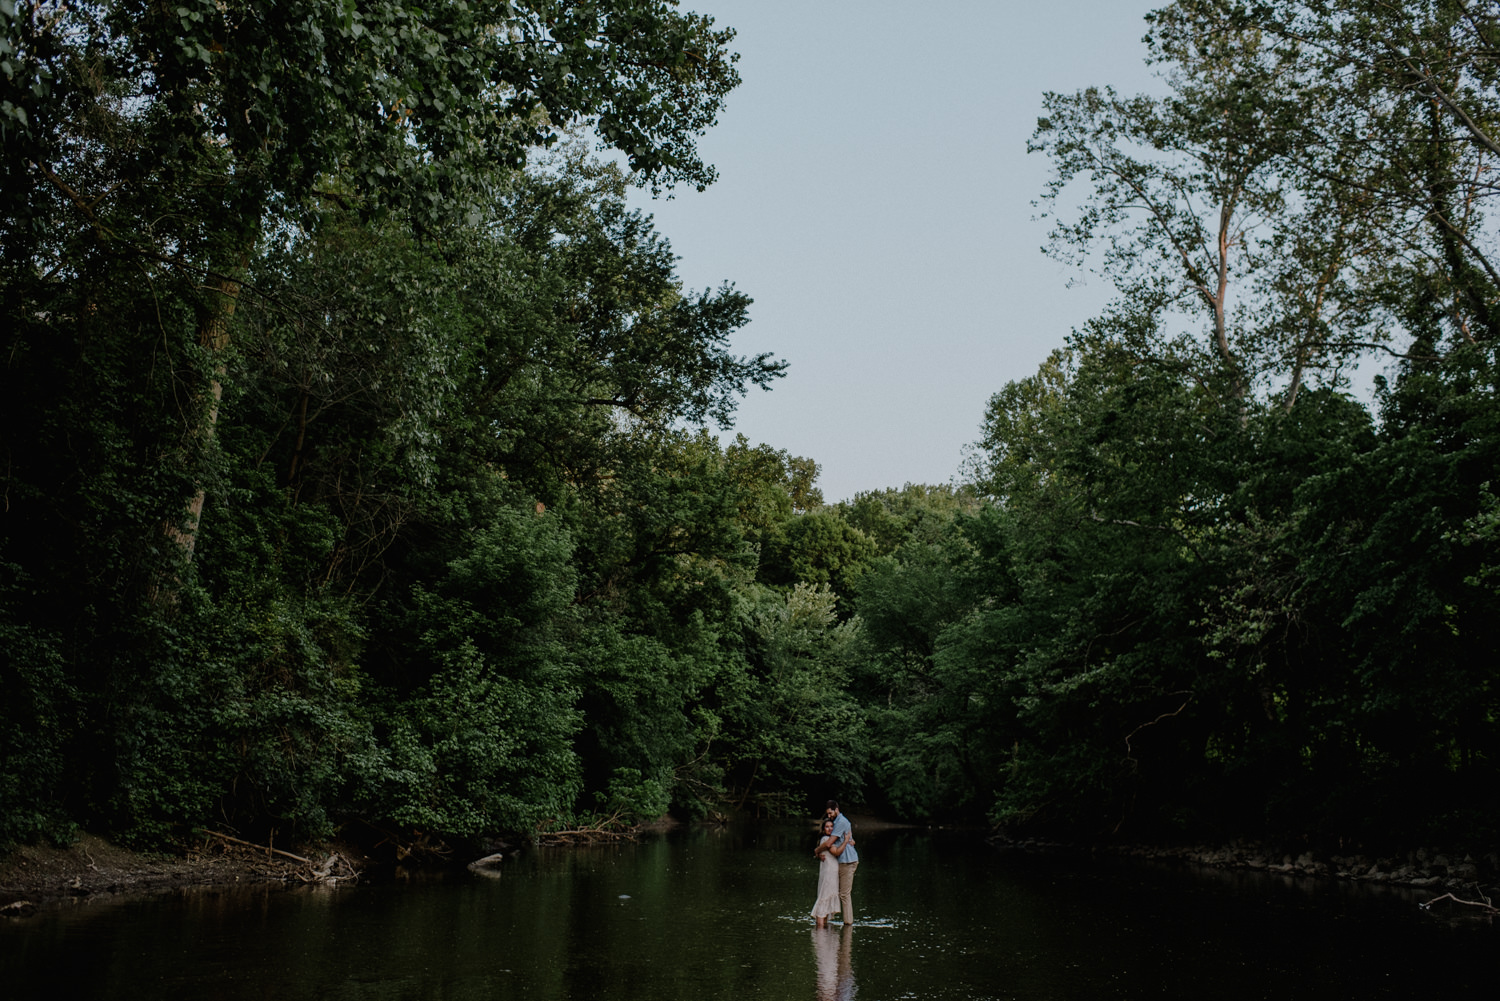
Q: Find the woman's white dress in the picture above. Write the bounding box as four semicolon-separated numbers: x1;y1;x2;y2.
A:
811;839;840;920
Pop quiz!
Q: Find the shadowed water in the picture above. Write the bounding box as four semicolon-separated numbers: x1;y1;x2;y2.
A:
1;823;1490;999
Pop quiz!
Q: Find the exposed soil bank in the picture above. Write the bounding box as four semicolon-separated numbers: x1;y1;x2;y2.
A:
0;832;357;915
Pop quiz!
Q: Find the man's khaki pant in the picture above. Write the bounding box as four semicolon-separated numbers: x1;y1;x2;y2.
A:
837;861;858;925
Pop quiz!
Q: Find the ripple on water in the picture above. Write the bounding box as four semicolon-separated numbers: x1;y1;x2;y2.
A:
776;911;902;929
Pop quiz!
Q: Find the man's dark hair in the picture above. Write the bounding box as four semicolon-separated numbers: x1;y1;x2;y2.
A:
826;800;839;811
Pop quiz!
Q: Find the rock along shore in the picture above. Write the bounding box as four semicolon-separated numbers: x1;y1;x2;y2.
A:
996;835;1499;895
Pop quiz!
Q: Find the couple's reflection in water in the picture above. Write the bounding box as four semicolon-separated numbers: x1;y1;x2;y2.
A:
810;923;855;1000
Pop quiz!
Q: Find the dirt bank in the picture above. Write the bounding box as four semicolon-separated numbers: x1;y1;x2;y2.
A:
0;831;351;916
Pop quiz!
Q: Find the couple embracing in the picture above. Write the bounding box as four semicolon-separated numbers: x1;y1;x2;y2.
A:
810;799;859;927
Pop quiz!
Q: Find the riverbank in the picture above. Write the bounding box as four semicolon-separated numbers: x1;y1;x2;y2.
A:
7;824;1496;918
0;831;353;915
995;835;1500;898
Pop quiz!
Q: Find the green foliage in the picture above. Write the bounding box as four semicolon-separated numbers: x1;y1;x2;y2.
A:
364;505;584;835
850;510;989;820
410;511;578;671
847;304;1499;844
1;0;829;847
381;642;583;836
849;0;1498;847
572;625;709;819
836;483;980;556
9;0;1498;855
3;0;741;258
760;511;877;601
713;583;866;804
0;559;77;844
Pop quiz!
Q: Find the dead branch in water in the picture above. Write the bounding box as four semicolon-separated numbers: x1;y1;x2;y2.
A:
296;852;360;885
1420;890;1498;916
536;811;638;846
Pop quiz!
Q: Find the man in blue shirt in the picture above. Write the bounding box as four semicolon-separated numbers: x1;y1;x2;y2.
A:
825;799;859;925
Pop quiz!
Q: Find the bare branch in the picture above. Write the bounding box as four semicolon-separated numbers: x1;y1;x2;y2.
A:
1123;692;1194;771
1419;891;1499;916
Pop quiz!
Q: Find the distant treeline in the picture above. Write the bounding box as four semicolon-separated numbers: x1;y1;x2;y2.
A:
3;2;1497;852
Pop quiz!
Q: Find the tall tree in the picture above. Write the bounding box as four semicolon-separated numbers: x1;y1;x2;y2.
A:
1032;2;1400;402
1195;0;1500;350
2;0;742;556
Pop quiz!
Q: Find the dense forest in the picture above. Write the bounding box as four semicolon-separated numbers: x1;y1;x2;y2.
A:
2;1;1498;855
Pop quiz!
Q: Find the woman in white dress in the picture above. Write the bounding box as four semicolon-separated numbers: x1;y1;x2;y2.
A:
810;817;854;927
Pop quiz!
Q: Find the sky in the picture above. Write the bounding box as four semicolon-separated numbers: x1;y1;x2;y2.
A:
624;0;1168;503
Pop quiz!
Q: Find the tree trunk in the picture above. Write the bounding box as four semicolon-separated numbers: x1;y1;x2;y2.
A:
163;272;242;561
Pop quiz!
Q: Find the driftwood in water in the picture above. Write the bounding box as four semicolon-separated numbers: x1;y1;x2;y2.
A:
1420;890;1498;916
536;811;637;846
298;852;360;885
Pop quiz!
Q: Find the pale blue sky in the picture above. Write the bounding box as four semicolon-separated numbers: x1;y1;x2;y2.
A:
630;1;1165;502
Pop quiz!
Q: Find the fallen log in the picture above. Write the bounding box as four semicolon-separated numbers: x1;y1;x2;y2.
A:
199;829;311;865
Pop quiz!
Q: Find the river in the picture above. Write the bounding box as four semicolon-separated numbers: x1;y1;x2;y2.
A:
1;822;1491;999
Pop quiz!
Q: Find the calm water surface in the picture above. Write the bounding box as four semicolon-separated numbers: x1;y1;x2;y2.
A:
1;823;1492;999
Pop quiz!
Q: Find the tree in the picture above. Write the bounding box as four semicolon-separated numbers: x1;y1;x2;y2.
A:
1177;1;1500;352
2;0;743;557
1032;1;1397;403
835;483;981;556
713;583;864;808
849;502;987;820
0;7;806;841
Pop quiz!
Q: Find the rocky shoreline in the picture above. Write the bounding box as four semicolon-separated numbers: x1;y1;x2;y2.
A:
1112;842;1496;888
996;835;1500;899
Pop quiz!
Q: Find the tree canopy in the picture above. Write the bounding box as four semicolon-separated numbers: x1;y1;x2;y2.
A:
3;0;1498;856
